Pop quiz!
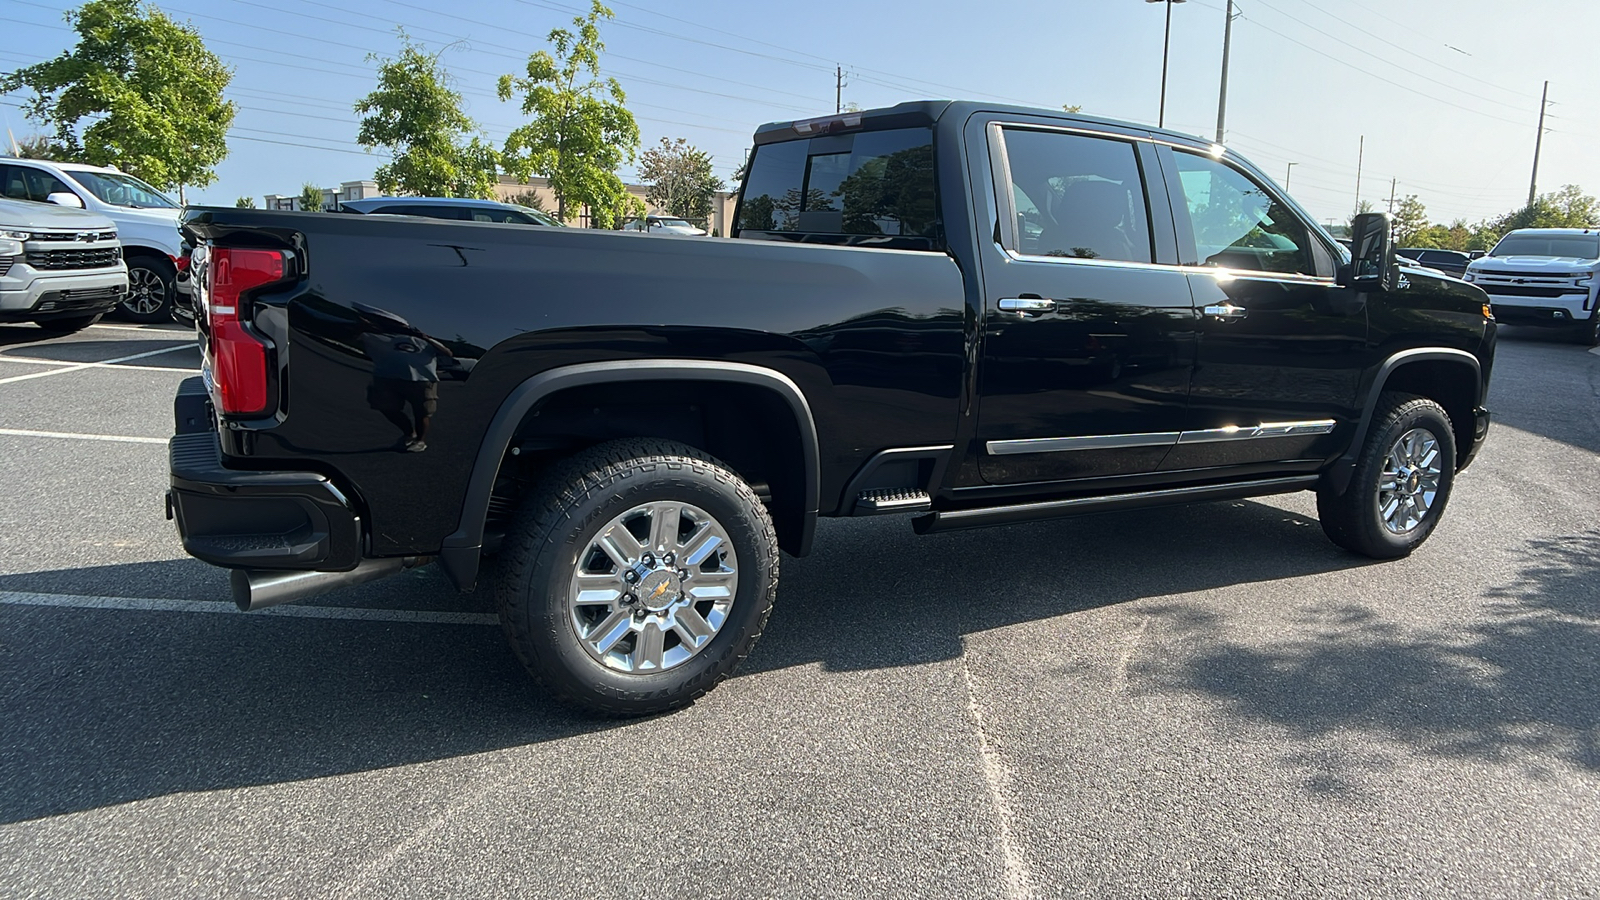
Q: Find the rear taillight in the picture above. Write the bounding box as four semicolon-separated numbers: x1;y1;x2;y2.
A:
207;247;284;416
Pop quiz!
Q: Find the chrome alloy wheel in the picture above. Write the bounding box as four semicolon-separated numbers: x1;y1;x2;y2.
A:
123;266;167;316
568;501;738;674
1378;427;1442;535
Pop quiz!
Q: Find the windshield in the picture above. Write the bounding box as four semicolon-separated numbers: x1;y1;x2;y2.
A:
1489;234;1600;259
66;171;177;209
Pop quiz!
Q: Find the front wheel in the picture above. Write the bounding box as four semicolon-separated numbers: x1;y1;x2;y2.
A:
495;438;779;715
120;256;175;323
1317;392;1456;559
1572;311;1600;347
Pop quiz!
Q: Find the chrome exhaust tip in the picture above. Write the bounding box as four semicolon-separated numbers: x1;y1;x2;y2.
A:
231;558;410;611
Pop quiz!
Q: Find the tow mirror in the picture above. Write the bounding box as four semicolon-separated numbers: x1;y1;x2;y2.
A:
46;192;85;209
1350;211;1396;291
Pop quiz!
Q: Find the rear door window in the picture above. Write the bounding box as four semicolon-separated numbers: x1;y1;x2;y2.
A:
0;164;74;202
999;128;1154;263
736;127;940;250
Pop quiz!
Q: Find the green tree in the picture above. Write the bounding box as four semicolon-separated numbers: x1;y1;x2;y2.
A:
497;1;640;226
299;183;324;212
12;133;75;160
1488;184;1600;234
1;0;234;194
504;190;548;212
235;195;255;208
1392;194;1431;247
355;32;500;199
1347;199;1376;232
640;137;725;224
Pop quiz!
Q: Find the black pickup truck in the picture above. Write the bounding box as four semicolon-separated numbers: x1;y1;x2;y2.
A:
169;101;1494;714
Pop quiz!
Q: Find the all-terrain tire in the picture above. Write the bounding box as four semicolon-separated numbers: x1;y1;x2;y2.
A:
119;255;176;323
1317;392;1456;559
494;438;779;716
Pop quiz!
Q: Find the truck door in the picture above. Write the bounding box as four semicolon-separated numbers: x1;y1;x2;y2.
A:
975;123;1196;485
1157;146;1368;472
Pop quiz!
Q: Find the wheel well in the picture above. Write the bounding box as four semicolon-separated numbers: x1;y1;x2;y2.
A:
491;379;810;554
1381;360;1477;465
124;249;174;268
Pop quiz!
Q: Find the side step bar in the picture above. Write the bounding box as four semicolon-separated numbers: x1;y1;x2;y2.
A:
912;475;1318;535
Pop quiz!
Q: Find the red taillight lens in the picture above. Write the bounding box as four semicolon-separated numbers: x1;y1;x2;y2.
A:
172;252;191;273
207;247;284;415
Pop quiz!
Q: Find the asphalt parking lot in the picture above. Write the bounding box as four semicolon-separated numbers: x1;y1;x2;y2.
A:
0;320;1596;899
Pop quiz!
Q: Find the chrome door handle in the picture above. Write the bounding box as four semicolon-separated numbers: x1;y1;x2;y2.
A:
998;297;1056;315
1203;303;1248;320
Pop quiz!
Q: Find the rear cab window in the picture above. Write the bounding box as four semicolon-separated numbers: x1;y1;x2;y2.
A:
735;127;941;251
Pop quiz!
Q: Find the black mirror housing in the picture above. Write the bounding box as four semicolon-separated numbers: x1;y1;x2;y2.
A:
1350;212;1396;292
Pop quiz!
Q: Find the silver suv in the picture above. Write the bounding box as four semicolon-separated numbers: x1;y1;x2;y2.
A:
1465;228;1600;346
0;197;128;333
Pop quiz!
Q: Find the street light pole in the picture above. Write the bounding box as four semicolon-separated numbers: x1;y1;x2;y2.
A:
1146;0;1188;129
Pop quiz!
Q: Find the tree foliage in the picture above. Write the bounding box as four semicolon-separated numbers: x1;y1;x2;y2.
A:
11;133;75;160
1390;184;1599;252
298;183;324;212
639;137;724;223
497;1;639;226
0;0;234;190
1392;194;1430;246
355;32;500;199
235;195;255;208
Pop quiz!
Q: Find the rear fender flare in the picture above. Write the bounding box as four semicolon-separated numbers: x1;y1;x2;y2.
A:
439;359;820;590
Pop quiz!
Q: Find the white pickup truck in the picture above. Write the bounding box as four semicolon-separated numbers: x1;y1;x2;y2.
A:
1464;228;1600;346
0;197;128;333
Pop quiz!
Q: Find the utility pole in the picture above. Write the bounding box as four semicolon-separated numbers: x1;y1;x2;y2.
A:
1355;134;1364;212
836;65;843;115
1388;177;1397;214
1215;0;1236;144
1284;162;1296;190
1146;0;1187;129
1529;79;1549;206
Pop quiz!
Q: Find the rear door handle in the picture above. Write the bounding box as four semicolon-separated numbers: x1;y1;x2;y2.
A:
1203;303;1248;320
998;297;1057;316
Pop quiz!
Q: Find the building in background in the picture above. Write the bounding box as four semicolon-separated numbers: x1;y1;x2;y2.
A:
261;180;379;211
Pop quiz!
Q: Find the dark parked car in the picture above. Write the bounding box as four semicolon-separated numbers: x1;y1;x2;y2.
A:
338;196;562;226
1399;248;1472;278
170;101;1495;714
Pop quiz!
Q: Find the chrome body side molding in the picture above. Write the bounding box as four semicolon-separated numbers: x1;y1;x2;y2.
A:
986;419;1335;456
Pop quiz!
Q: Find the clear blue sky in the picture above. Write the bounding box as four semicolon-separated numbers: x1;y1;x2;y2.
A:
2;0;1595;227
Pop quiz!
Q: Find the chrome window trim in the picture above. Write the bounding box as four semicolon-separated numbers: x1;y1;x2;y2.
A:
988;420;1336;455
987;432;1180;455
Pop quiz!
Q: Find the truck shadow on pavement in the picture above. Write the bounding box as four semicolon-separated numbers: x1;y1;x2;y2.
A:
1135;528;1600;792
5;503;1589;821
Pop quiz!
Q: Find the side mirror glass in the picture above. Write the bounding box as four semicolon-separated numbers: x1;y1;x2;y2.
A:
46;192;85;209
1350;211;1396;291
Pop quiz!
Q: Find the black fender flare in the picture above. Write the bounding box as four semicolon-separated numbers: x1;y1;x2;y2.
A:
1322;347;1482;495
438;359;821;590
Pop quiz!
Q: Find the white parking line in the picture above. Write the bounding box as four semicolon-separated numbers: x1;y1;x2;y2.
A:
0;428;168;444
86;323;193;336
0;344;192;385
0;590;500;625
0;355;197;374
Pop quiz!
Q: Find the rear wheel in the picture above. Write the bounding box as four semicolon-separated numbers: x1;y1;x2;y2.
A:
494;438;778;715
1317;392;1456;559
120;255;175;323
